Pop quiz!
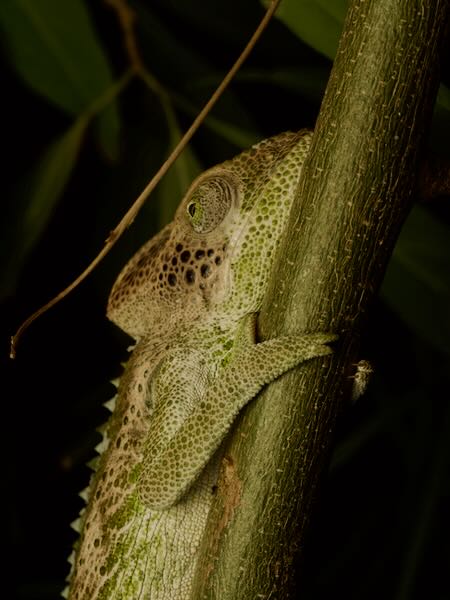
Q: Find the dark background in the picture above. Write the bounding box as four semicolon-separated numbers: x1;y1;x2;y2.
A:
1;1;449;598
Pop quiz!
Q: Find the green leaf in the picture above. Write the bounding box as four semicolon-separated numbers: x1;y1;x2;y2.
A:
269;0;348;60
381;206;450;354
134;4;260;147
94;103;121;162
197;113;260;149
1;118;87;297
437;84;450;111
430;85;450;151
0;0;111;112
172;90;260;148
237;66;330;103
23;118;88;251
0;0;120;158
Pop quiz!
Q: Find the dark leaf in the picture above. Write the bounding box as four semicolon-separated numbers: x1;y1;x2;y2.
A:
0;0;121;158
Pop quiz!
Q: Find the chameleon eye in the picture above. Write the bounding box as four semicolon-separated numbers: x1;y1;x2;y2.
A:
185;174;237;233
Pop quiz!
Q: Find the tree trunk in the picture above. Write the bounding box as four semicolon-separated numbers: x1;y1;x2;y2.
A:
191;0;449;598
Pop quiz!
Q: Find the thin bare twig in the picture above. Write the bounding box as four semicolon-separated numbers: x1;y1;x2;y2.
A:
104;0;143;72
10;0;282;358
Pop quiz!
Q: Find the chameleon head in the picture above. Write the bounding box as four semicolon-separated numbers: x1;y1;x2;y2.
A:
107;170;240;339
107;130;312;339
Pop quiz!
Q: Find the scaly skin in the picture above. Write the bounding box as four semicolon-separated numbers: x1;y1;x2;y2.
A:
66;131;336;599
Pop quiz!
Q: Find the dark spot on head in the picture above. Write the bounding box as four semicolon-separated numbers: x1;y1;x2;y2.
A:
180;250;191;263
162;264;168;271
185;269;195;284
171;257;178;266
195;249;205;259
201;264;211;278
168;274;177;286
215;256;222;265
175;243;183;252
158;273;163;280
207;249;214;257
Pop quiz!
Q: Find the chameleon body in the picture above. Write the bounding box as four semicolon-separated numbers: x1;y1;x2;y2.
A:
66;130;336;599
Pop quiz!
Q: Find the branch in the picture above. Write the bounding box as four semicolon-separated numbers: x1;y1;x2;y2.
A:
192;0;449;598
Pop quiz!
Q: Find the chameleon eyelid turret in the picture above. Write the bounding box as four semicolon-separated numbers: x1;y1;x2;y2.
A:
183;170;240;234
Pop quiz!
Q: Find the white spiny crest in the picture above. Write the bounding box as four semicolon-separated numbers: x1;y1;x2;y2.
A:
87;455;99;471
78;487;89;502
96;420;107;435
95;436;109;455
70;518;81;533
103;394;117;412
95;413;113;455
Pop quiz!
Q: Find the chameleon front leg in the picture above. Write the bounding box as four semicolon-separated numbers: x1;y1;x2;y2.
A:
138;314;337;510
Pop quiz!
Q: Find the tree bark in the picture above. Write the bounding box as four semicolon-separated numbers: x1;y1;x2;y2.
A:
191;0;449;598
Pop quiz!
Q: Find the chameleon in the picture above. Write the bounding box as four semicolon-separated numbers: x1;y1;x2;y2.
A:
65;130;337;599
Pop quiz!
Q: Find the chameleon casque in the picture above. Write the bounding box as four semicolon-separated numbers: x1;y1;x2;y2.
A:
66;130;336;599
